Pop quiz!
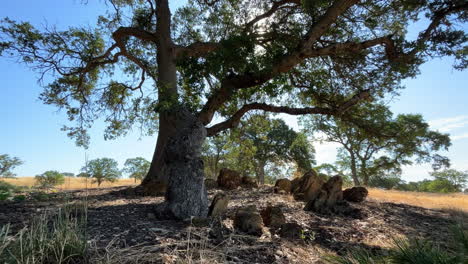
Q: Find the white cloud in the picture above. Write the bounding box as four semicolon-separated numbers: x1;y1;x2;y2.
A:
428;115;468;132
452;133;468;141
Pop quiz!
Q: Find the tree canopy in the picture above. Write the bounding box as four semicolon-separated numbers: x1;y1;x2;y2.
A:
305;103;451;186
123;157;151;182
1;0;466;218
82;158;121;186
203;114;315;183
0;154;23;178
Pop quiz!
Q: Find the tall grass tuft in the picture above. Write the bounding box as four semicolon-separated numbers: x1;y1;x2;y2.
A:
0;202;88;264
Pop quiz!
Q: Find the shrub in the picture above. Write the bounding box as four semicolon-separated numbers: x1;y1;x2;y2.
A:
0;181;21;200
35;170;65;189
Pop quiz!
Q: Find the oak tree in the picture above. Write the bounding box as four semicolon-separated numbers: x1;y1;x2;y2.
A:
1;0;466;218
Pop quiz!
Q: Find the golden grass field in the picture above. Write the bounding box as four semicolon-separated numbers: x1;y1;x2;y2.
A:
3;177;467;211
368;188;468;212
3;177;138;190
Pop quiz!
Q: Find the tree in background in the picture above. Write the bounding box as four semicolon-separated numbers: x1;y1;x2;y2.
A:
202;134;230;179
306;103;451;186
0;154;23;178
430;169;468;191
238;115;315;184
82;158;121;186
1;0;466;218
61;172;75;177
35;171;65;189
203;115;315;184
123;157;150;183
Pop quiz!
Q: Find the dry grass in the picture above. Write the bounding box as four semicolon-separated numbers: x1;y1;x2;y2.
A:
2;177;138;190
368;188;468;212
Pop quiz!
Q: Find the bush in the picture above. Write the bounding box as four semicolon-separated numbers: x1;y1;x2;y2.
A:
0;181;21;201
35;171;65;189
0;202;89;264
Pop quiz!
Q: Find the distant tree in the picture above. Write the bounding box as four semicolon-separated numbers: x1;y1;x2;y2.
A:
61;172;75;177
430;169;468;191
305;103;451;186
76;172;89;178
202;134;229;179
123;157;150;183
82;158;121;186
0;154;23;178
234;115;315;184
418;178;459;193
35;171;65;189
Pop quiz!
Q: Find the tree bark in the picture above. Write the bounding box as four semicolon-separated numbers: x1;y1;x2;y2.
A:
349;154;361;186
156;108;209;219
256;160;266;185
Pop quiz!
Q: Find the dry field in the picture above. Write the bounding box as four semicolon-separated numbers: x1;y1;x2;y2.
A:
3;176;138;190
367;187;468;212
3;177;467;211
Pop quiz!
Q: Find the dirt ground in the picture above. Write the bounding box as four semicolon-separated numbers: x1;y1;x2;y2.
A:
0;185;465;263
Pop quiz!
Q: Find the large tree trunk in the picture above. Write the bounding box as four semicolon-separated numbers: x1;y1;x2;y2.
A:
156;108;209;219
141;0;178;191
142;115;175;188
140;0;209;219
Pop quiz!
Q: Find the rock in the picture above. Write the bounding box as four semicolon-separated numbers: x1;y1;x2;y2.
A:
217;168;242;190
208;192;230;217
233;205;264;236
343;187;368;202
304;175;343;213
278;223;303;240
274;179;292;194
241;175;258;188
292;170;325;202
260;205;286;229
205;178;218;189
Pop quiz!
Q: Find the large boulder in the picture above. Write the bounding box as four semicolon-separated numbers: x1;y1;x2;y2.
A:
304;175;343;213
292;170;325;202
217;168;242;190
241;175;258;188
274;178;292;194
233;205;264;236
208;192;230;217
260;205;286;229
343;187;368;202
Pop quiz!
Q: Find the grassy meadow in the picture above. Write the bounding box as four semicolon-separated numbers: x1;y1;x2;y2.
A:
2;176;138;190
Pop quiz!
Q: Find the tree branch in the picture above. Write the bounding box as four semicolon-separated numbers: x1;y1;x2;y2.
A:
206;89;370;136
198;0;359;125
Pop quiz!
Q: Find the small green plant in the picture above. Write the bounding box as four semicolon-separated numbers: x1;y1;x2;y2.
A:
12;194;26;202
0;201;89;264
0;181;22;200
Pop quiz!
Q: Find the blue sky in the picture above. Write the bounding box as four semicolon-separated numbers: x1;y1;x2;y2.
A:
1;1;467;182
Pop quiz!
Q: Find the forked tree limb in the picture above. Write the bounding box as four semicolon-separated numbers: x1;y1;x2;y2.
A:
206;89;370;136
